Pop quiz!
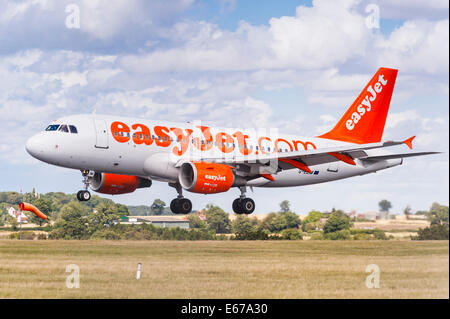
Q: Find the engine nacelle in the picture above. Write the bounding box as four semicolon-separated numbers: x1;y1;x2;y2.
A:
89;172;152;195
178;162;234;194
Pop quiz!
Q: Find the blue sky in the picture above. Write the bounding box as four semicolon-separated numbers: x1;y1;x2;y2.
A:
0;0;448;214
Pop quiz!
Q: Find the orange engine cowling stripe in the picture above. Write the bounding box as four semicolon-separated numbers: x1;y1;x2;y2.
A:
327;152;356;165
260;173;275;182
19;202;47;220
279;158;312;174
189;162;235;194
98;174;140;195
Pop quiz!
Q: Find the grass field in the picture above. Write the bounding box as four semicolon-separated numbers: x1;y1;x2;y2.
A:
0;240;448;298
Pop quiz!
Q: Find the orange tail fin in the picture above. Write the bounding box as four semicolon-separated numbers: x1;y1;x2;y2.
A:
318;67;398;144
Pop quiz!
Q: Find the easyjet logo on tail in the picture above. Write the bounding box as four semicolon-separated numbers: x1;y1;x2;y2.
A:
346;74;388;131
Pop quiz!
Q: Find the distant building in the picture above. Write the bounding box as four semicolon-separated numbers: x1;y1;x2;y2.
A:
7;206;28;223
356;211;377;221
118;216;190;229
377;211;390;220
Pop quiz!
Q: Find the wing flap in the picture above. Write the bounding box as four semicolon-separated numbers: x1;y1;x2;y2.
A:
191;140;405;166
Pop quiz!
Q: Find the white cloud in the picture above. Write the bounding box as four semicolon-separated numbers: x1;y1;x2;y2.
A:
375;19;449;74
3;49;42;68
371;0;449;19
43;71;88;88
0;0;447;212
385;110;420;129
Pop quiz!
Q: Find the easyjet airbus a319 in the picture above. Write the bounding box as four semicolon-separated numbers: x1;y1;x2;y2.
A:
26;68;439;214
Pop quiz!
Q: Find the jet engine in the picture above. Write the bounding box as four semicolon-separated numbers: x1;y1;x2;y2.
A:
89;172;152;195
178;162;235;194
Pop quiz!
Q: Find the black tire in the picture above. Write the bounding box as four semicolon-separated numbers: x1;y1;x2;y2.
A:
76;191;82;201
241;198;255;214
81;191;91;201
232;198;243;214
179;198;192;214
170;199;180;214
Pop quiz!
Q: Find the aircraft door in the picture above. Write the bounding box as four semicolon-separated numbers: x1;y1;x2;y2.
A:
94;119;109;149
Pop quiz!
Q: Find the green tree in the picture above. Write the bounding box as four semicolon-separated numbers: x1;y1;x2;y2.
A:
426;203;449;226
323;210;352;234
261;212;301;233
150;199;166;215
279;200;291;213
231;215;255;234
49;201;92;239
302;210;322;231
280;228;303;240
204;204;231;234
187;214;206;229
324;229;351;240
30;197;53;225
8;216;18;230
413;224;449;240
378;199;392;212
373;229;388;240
87;202;125;229
60;201;91;221
5;192;22;204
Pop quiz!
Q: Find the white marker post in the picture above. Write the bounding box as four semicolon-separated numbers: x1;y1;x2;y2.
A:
136;263;142;280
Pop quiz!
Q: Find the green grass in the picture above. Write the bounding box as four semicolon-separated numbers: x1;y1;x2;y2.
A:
0;240;448;298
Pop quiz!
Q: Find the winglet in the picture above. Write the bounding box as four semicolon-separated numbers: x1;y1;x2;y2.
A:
403;136;415;150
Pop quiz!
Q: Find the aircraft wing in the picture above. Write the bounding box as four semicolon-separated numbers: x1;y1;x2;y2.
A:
359;151;441;163
176;136;438;176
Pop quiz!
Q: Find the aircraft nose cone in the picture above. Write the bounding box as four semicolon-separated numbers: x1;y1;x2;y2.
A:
25;134;45;158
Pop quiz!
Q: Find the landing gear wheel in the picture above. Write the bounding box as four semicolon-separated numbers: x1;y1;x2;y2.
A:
170;198;192;214
170;199;179;213
241;198;255;214
179;198;192;214
232;198;244;214
77;190;91;202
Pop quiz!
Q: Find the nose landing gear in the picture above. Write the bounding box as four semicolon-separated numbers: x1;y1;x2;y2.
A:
77;170;93;202
169;182;192;214
232;186;255;214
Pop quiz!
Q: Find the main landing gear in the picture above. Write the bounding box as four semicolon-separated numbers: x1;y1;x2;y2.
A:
169;183;192;214
232;186;255;215
77;170;92;202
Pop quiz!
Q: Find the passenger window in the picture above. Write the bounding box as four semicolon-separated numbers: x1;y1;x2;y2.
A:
45;124;60;131
69;125;78;133
58;125;69;133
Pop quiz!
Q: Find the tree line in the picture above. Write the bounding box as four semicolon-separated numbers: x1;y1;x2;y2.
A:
0;191;448;240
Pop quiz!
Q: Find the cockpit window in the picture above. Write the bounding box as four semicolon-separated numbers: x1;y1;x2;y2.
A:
58;125;69;133
69;125;78;133
45;124;60;131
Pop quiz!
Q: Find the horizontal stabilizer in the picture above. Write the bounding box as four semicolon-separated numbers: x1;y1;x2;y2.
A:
361;152;441;162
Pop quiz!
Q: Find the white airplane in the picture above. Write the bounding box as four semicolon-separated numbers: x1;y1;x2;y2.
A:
25;67;439;214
